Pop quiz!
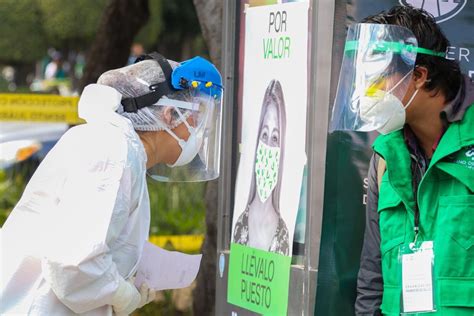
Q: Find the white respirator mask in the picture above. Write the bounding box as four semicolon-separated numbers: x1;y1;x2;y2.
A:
359;71;419;135
329;23;444;134
165;104;209;168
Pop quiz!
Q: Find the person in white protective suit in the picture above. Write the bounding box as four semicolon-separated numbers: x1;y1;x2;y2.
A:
0;52;223;315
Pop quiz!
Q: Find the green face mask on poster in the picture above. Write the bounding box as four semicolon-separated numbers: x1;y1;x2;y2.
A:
255;140;280;203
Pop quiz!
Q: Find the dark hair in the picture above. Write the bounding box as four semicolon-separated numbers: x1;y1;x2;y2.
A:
362;5;462;102
247;79;286;213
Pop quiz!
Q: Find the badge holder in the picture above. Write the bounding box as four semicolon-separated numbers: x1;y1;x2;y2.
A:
398;239;437;314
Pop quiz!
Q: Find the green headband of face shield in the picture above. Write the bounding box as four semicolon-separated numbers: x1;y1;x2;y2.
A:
344;40;446;58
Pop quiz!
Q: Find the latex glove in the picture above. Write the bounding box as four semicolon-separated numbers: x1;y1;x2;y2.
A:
112;278;140;316
137;282;157;309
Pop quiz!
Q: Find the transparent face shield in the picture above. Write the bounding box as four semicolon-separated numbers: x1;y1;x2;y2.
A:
147;84;223;182
329;23;445;133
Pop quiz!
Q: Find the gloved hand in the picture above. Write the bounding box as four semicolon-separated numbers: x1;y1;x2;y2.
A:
137;282;157;309
112;278;156;315
112;278;140;316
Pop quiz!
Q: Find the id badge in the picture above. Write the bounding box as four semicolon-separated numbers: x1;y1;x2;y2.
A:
399;241;436;314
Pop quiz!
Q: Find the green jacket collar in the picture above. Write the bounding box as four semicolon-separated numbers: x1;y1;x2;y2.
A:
374;103;474;161
373;103;474;208
432;103;474;165
373;129;415;211
433;104;474;192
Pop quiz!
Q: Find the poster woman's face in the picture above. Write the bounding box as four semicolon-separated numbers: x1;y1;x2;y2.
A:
259;102;280;147
255;100;281;204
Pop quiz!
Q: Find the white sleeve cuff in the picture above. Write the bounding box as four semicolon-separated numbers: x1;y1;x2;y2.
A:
112;278;140;315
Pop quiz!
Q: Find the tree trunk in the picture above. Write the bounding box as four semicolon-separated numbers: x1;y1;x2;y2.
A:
79;0;149;90
192;1;223;315
13;62;35;89
193;179;218;315
192;0;223;69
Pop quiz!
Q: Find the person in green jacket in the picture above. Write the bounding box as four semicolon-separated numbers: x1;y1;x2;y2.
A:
329;4;474;316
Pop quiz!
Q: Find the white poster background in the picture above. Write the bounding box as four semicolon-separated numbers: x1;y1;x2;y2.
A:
231;2;309;256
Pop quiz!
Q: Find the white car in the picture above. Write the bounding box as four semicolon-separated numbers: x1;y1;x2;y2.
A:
0;122;69;169
0;121;69;226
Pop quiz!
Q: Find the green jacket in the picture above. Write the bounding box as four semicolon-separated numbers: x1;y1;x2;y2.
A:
373;104;474;315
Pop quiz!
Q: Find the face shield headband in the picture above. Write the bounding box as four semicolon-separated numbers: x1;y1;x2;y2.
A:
344;40;446;59
120;53;223;113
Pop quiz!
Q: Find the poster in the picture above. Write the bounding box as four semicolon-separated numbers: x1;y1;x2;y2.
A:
227;2;309;315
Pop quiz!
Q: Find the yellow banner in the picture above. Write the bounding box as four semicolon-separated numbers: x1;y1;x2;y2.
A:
148;234;204;253
0;94;83;124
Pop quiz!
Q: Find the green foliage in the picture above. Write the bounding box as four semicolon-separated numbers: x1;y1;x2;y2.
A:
160;0;202;39
134;0;208;61
134;292;192;316
0;0;205;65
135;0;163;50
0;166;207;234
0;0;47;62
0;0;108;63
147;179;206;235
0;169;28;227
37;0;107;49
0;76;10;91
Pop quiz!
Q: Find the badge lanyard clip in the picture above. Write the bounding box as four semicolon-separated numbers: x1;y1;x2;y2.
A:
411;226;419;249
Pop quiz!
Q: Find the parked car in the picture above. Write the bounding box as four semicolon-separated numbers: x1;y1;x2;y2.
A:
0;121;68;226
0;121;68;169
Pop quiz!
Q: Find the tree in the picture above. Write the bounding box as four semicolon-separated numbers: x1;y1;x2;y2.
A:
0;1;46;86
0;0;108;64
191;2;224;315
78;0;208;89
152;0;207;61
37;0;107;51
79;0;150;90
38;0;108;90
0;0;109;87
192;0;223;69
134;0;163;51
0;1;46;63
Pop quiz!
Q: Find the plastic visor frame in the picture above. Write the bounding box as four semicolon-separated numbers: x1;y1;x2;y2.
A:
345;40;446;97
174;79;223;100
154;97;200;111
170;56;224;98
146;92;223;182
344;40;446;58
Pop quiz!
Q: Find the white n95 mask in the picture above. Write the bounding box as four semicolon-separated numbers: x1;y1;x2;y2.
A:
165;104;208;168
359;84;419;135
255;141;280;203
167;127;203;167
329;23;444;133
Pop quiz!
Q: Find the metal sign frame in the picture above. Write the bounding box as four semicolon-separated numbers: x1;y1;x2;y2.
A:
215;0;336;314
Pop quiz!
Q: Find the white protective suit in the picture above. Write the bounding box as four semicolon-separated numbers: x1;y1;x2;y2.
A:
0;85;150;315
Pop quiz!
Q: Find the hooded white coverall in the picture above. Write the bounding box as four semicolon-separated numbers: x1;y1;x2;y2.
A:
0;103;150;315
